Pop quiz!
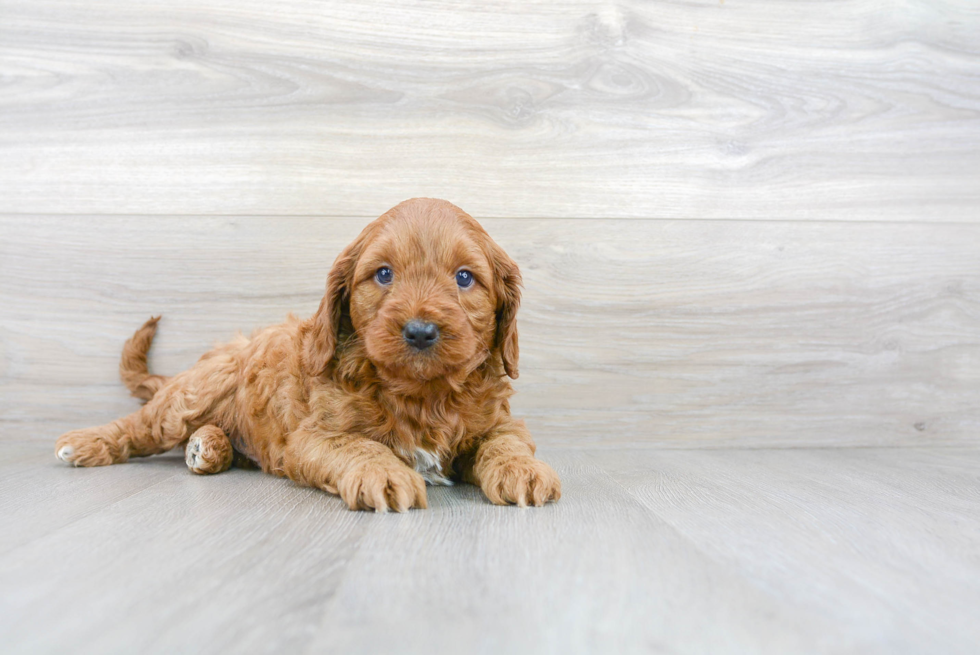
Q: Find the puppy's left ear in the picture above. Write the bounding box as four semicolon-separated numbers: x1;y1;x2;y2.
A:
489;242;523;379
303;230;368;377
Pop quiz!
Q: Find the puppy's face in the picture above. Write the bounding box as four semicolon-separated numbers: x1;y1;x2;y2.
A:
350;207;497;381
305;199;521;383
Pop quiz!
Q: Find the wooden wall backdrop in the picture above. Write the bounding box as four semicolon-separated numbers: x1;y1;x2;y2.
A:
2;0;979;447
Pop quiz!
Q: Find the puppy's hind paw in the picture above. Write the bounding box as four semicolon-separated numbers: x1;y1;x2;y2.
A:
55;428;121;467
185;426;233;475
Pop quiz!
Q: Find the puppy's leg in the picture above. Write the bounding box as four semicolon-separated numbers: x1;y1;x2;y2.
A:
185;425;234;475
56;409;156;467
56;365;234;467
283;429;427;512
459;421;561;507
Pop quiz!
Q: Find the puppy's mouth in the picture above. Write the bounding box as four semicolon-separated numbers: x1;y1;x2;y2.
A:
397;333;461;377
364;325;475;383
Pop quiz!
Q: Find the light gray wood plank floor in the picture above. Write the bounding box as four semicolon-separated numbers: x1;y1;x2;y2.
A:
2;438;978;654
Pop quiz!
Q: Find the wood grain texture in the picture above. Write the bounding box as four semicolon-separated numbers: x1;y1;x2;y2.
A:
1;0;979;219
589;447;980;654
2;216;978;447
2;440;979;654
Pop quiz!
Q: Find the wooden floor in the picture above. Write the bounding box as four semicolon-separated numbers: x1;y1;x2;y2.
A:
1;439;978;654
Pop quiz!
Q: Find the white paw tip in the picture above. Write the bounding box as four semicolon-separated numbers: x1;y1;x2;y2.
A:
57;446;75;463
185;437;201;469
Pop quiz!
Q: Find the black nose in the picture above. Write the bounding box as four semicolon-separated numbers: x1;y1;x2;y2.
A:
402;320;439;350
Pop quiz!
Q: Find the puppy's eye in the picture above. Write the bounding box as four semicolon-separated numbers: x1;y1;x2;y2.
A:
455;270;474;288
375;267;393;285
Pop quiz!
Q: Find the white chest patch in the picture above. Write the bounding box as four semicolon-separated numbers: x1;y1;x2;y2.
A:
411;448;453;486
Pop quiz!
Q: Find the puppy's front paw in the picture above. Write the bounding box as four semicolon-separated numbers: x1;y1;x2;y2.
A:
55;428;122;467
338;461;428;513
481;457;561;507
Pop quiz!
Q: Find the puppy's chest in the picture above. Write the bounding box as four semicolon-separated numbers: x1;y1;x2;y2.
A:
398;446;453;486
365;391;492;486
387;414;467;487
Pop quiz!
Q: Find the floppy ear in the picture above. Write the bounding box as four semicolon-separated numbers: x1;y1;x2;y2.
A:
303;233;366;377
489;242;523;379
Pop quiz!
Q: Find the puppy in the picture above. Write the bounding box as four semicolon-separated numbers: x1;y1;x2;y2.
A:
55;198;561;512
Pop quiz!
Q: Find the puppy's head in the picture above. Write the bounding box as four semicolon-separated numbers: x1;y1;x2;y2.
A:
304;198;521;383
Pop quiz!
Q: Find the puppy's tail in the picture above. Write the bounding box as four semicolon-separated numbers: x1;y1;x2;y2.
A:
120;316;170;401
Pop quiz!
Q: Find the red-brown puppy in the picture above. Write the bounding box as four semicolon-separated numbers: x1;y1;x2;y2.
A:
55;198;561;512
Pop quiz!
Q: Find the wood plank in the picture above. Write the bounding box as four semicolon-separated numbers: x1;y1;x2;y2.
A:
1;0;979;219
0;452;182;556
591;447;980;653
2;216;978;447
3;441;979;653
300;449;847;654
0;442;847;654
0;448;373;654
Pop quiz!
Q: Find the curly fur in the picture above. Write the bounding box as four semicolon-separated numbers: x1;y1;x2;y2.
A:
55;198;561;512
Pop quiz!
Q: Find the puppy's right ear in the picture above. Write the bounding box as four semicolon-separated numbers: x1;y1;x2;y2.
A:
303;231;368;377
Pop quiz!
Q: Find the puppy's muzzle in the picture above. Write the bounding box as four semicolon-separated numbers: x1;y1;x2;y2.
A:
402;320;439;351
